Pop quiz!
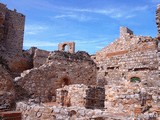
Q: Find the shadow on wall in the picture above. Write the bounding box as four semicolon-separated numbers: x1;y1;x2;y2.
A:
61;77;71;87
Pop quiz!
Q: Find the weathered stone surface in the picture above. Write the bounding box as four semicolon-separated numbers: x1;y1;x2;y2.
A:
15;51;97;102
16;102;160;120
156;4;160;36
33;48;50;68
0;2;160;120
58;42;75;53
0;3;34;76
96;27;159;87
104;83;160;115
56;84;105;109
0;65;15;111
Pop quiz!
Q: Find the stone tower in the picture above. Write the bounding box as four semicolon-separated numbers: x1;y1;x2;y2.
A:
0;3;25;72
0;3;25;56
156;4;160;37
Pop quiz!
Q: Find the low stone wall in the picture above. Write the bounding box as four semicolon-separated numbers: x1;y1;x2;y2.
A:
104;83;160;115
56;84;88;107
16;102;160;120
56;84;105;109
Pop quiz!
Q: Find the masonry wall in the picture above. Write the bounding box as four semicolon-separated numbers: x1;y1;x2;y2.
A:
33;48;50;68
56;84;105;109
104;83;160;114
156;4;160;37
16;102;129;120
96;28;159;87
15;51;97;102
0;65;15;111
4;10;25;56
0;3;25;56
0;3;26;74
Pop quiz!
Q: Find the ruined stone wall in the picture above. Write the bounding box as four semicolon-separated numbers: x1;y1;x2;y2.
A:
0;4;6;44
15;51;97;102
96;29;155;61
156;4;160;37
104;83;160;115
58;42;75;53
16;100;160;120
157;4;160;72
0;3;25;56
96;27;159;87
4;10;25;56
33;48;50;68
56;84;105;109
0;65;15;111
56;84;88;107
16;102;118;120
0;3;26;73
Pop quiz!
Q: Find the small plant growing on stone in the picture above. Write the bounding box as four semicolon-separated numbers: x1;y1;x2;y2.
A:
130;77;141;83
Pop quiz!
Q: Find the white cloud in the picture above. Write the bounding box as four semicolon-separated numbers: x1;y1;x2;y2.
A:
125;14;136;19
54;14;93;22
54;33;70;37
25;24;48;35
53;5;149;20
131;5;148;12
65;8;115;15
151;0;160;3
24;40;58;47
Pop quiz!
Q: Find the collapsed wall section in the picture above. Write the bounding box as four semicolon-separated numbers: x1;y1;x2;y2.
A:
15;51;97;102
0;65;15;111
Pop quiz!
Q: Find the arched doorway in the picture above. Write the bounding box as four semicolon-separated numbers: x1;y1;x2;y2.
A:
61;77;71;87
62;44;68;52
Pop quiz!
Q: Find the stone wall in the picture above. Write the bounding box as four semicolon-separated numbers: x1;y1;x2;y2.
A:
15;102;117;120
0;3;25;56
56;84;88;107
58;42;75;53
15;51;97;102
0;3;26;73
0;65;15;111
56;84;105;109
96;27;159;87
33;48;50;68
85;86;105;109
16;100;160;120
96;29;156;61
156;4;160;37
104;83;160;115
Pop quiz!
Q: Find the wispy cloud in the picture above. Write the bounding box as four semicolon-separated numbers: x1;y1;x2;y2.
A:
52;5;149;20
25;24;48;35
151;0;160;3
24;40;58;47
131;5;148;11
64;7;115;15
54;33;70;37
7;0;150;20
53;14;93;22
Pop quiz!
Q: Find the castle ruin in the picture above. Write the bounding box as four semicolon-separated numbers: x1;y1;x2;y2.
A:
0;3;160;120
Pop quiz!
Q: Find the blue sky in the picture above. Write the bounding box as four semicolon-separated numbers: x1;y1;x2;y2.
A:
1;0;160;54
